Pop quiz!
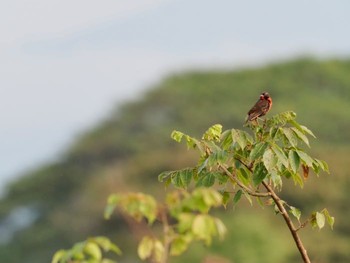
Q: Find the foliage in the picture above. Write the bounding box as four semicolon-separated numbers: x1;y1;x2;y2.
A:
52;236;121;263
104;188;226;263
52;111;333;263
159;111;332;262
161;112;330;213
52;188;226;263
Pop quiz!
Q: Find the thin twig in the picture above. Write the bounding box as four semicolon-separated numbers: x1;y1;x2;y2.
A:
234;157;253;171
296;218;310;232
219;164;270;197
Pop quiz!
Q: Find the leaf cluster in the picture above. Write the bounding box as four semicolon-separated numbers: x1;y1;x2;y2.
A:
52;111;334;263
52;237;121;263
161;112;329;204
103;188;226;262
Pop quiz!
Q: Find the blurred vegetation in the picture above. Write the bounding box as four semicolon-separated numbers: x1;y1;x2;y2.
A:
0;58;350;263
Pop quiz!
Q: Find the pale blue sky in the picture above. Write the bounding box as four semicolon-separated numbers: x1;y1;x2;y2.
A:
1;0;350;192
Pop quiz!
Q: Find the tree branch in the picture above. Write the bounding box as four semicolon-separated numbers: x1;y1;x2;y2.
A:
262;181;311;263
160;206;170;263
219;165;270;197
228;156;311;262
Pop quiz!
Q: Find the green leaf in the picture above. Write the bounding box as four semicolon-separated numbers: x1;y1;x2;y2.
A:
84;242;102;260
170;235;191;256
214;172;229;185
221;191;230;207
178;213;195;233
242;190;253;206
231;129;250;150
263;148;277;172
171;130;185;142
316;212;326;229
282;127;298;147
171;130;199;149
153;240;165;262
220;130;233;150
138;236;154;260
320;160;329;173
52;250;66;263
214;218;227;240
91;237;111;252
291;127;310;147
179;169;193;188
237;167;250;186
314;159;330;174
109;243;122;255
233;190;243;205
322;209;335;230
300;125;316;138
71;252;84;260
269;127;279;140
70;242;85;256
104;194;120;219
268;111;296;125
311;212;317;228
137;195;158;224
202;124;222;141
110;193;158;224
270;170;282;189
252;163;268;186
192;214;216;245
289;206;301;221
182;188;222;213
183;194;209;214
206;149;229;167
158;171;172;182
196;172;215;187
288;150;300;173
199;188;223;207
283;111;297;121
215;150;229;165
89;236;122;255
185;136;200;149
289;119;304;131
296;150;314;167
171;171;182;188
291;172;304;188
250;142;268;161
271;144;289;168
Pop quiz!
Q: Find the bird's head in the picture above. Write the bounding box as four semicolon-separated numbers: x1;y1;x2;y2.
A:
261;92;270;100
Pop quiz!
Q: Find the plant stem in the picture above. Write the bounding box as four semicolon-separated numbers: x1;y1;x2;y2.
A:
233;156;311;262
219;165;270;197
262;181;311;263
160;206;170;263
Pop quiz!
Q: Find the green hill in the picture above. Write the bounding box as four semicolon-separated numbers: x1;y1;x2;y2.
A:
0;58;349;263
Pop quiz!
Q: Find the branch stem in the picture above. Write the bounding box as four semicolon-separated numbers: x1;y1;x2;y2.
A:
160;206;170;263
262;182;311;263
219;165;270;197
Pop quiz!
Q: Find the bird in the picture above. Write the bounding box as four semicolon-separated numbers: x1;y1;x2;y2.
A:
246;92;273;122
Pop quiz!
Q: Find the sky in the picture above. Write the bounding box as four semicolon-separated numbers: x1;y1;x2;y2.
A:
1;0;350;192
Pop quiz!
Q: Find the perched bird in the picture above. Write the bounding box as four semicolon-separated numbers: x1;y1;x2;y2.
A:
246;92;273;122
